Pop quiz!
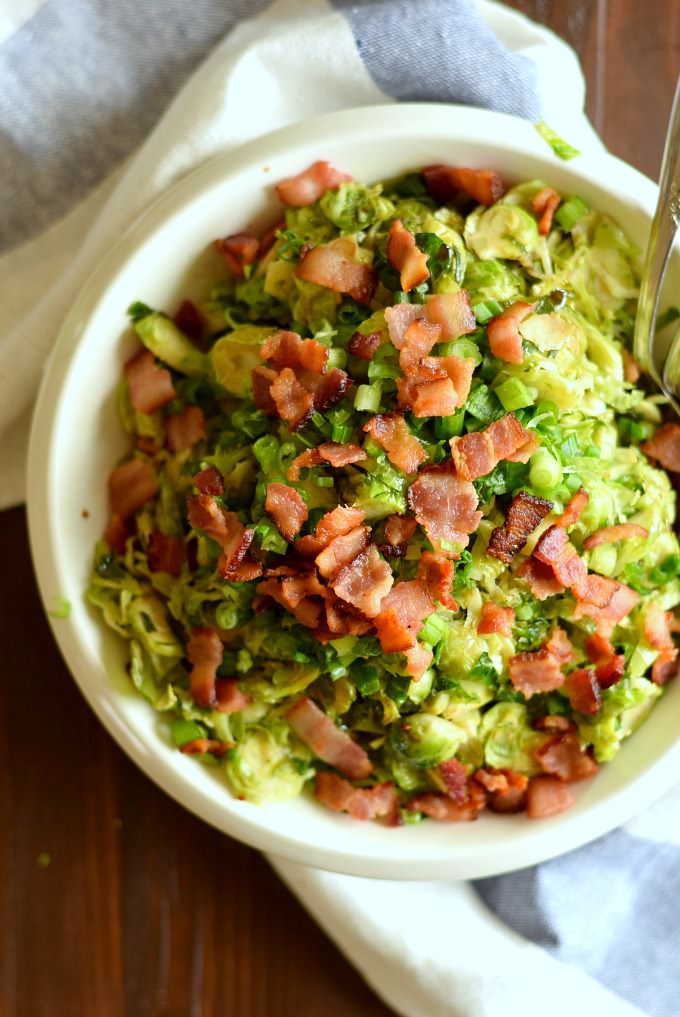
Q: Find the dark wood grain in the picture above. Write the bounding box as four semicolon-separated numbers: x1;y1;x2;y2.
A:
2;5;679;1015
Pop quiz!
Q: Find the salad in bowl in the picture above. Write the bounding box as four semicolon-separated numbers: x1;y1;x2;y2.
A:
87;155;680;828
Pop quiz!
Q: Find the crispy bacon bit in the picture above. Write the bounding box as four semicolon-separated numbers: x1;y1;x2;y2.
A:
595;654;625;689
227;558;264;582
425;291;477;340
583;523;648;550
417;551;458;610
643;605;675;650
105;514;131;554
408;785;486;821
187;627;222;707
404;374;459;418
399;319;441;371
555;488;589;529
173;300;205;343
109;458;158;520
584;632;616;663
165;405;206;452
438;758;469;803
251;365;278;414
349;330;382;360
486;302;533;365
622;349;641;383
125;349;175;414
449;412;533;481
533;715;575;733
315;526;370;579
487;783;528;814
532;187;561;236
214;232;259;277
572;574;640;629
215;678;252;714
533;525;569;567
296;505;365;557
382;514;418;558
300;365;351;412
536;732;598;781
256;573;326;628
642;422;680;472
265;483;309;542
179;738;229;757
269;367;314;430
136;436;160;456
275;160;351;207
487;492;553;563
193;465;224;496
408;465;482;554
261;330;328;373
477;602;514;636
652;649;679;686
474;768;509;794
374;580;434;654
147;531;185;577
296;240;377;304
404;642;434;680
315;771;398;823
187;495;255;576
517;557;564;600
363;412;428;474
545;627;574;664
508;647;564;697
384;303;426;348
286;696;372;779
423;165;505;206
387;219;430;292
331;544;394;618
324;596;373;637
526;776;575;819
564;668;601;714
287;442;366;481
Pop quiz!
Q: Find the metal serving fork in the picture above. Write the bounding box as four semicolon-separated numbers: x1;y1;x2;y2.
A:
633;75;680;414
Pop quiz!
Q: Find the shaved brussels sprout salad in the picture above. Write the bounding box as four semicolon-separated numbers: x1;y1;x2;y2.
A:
89;160;680;824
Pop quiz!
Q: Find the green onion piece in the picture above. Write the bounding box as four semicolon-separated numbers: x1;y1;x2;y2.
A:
354;664;382;696
326;348;346;370
514;604;533;621
438;338;483;365
589;543;618;577
255;520;288;554
170;719;205;747
495;378;534;412
649;554;680;584
559;435;580;459
419;613;449;647
434;410;465;439
535;121;581;161
629;419;654;443
386;676;411;707
565;472;583;491
529;448;562;489
584;444;601;458
314;475;335;488
354;382;382;413
473;299;504;324
331;423;354;443
466;384;504;423
252;434;280;475
394;291;410;304
368;361;401;381
215;602;240;630
554;195;589;230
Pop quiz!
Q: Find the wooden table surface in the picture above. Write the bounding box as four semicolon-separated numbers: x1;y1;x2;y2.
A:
2;4;678;1015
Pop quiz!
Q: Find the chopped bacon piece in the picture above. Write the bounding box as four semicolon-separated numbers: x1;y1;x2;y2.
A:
382;514;418;557
109;458;158;520
374;580;434;653
508;647;564;697
315;771;398;823
474;768;509;794
193;465;224;496
532;187;561;236
411;376;460;417
125;349;175;414
265;482;308;542
287;442;366;481
408;786;486;821
438;758;468;803
227;557;264;582
256;574;326;628
487;784;528;814
286;696;372;779
595;654;625;689
299;365;351;412
643;605;675;650
384;303;426;348
364;412;428;474
187;495;255;577
564;668;602;714
425;291;477;340
477;602;514;636
296;505;366;557
105;514;132;554
173;300;205;343
536;732;598;781
331;544;394;618
275;160;351;207
399;318;442;371
187;627;222;708
584;632;616;663
487;492;553;563
449;412;533;481
641;422;680;472
136;436;160;457
215;677;252;714
423;165;505;206
583;523;648;550
486;302;533;365
622;349;641;383
251;365;278;414
532;523;567;564
532;524;589;591
269;367;315;430
404;642;434;680
147;531;185;577
165;405;206;452
417;551;458;610
214;232;259;277
533;715;575;733
408;465;482;554
387;219;429;292
261;330;328;373
315;525;370;579
296;241;377;304
179;738;229;757
652;649;679;686
572;574;640;628
324;596;373;637
545;627;574;663
555;487;589;529
517;557;564;600
526;776;575;818
348;330;382;360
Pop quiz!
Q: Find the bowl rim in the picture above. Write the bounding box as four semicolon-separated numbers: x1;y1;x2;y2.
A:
27;101;680;880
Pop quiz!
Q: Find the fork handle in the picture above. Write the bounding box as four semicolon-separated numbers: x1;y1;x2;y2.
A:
633;74;680;388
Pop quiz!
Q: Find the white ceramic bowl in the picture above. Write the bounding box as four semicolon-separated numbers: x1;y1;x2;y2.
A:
27;103;680;880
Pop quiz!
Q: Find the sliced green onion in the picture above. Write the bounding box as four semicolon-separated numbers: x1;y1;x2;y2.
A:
368;360;401;381
584;444;601;458
394;291;410;304
514;604;533;621
529;448;562;489
434;410;465;439
331;422;354;443
252;434;280;475
438;338;483;365
419;613;449;647
473;299;504;323
559;435;580;459
535;122;581;161
495;378;534;412
565;472;583;491
466;384;504;423
354;382;382;413
386;676;411;707
255;520;288;554
589;543;617;577
354;664;382;696
554;195;589;230
170;719;205;747
215;602;240;630
314;475;335;488
327;348;346;370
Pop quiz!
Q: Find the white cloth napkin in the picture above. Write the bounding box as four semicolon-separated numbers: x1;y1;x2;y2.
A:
1;3;673;1015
